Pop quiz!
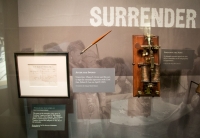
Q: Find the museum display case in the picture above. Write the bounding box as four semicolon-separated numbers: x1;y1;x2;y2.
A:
1;0;200;138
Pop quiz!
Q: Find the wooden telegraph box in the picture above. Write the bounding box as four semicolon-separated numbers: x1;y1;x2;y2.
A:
133;35;160;97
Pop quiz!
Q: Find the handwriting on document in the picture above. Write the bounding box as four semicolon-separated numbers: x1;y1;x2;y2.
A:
28;64;57;86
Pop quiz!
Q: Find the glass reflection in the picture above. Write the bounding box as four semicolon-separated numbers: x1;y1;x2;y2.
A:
0;4;7;89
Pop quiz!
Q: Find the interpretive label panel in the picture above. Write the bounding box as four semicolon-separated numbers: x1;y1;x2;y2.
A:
161;49;194;69
31;105;66;130
72;68;115;92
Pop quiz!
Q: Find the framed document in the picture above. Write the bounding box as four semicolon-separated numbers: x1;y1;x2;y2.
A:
14;53;70;98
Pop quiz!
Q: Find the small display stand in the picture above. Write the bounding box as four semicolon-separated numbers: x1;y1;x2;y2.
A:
133;35;160;97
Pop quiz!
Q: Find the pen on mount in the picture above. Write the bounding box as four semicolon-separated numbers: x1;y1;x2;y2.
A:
80;30;112;54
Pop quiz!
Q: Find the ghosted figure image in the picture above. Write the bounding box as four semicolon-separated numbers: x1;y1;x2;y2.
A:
67;40;106;138
190;45;200;76
67;40;106;119
82;50;100;68
187;45;200;104
167;46;200;138
43;42;63;52
160;69;188;105
96;56;132;94
67;40;85;75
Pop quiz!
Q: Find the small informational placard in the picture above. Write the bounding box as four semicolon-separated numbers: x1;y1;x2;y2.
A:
72;68;115;92
31;105;66;130
161;49;194;69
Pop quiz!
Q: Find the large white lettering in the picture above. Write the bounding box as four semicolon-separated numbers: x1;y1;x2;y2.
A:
176;8;185;28
90;7;197;28
103;7;114;26
128;7;139;27
116;7;127;26
164;8;175;28
90;7;102;27
140;7;150;27
186;9;196;28
151;8;163;27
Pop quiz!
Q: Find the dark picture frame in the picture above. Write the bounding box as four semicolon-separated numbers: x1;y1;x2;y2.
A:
14;53;70;98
